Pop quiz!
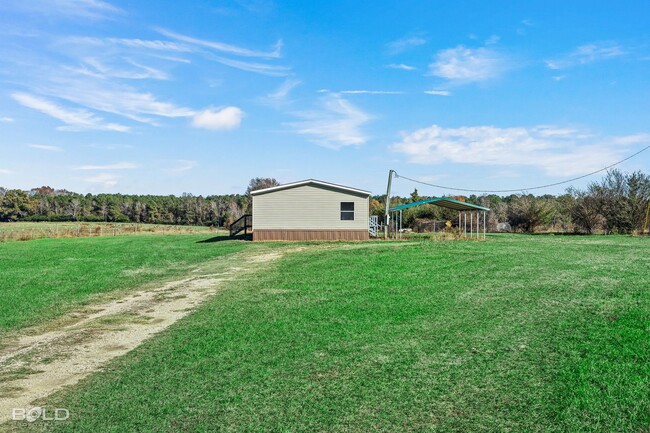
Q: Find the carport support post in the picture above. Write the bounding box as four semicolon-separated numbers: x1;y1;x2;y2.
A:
476;211;479;238
483;211;487;240
384;169;395;239
470;212;473;237
399;209;402;239
395;211;398;240
464;212;467;237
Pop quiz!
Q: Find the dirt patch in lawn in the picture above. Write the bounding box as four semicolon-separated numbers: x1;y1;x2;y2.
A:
0;248;287;424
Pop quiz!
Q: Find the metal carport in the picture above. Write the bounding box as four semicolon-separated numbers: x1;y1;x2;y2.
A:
388;197;490;239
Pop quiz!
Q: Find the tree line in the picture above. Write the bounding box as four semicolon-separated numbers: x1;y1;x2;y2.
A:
0;178;280;227
370;170;650;235
1;171;648;234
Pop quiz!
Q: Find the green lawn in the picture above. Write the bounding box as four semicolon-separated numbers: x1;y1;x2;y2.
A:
0;234;246;334
0;222;214;233
10;235;650;432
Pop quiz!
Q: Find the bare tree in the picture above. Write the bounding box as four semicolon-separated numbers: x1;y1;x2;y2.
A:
507;195;555;233
245;177;279;212
590;170;650;234
68;199;82;221
566;187;604;234
246;177;280;196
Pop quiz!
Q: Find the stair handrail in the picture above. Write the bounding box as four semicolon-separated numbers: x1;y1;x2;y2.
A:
229;214;252;237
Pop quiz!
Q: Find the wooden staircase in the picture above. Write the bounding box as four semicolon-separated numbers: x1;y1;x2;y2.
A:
229;214;252;237
369;216;380;237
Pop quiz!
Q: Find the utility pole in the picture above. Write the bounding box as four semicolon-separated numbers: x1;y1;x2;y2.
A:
384;169;395;239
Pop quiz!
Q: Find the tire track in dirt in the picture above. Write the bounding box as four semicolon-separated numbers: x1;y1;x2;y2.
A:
0;249;285;424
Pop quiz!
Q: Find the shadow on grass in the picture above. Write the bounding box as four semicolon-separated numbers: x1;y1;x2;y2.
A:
197;234;252;243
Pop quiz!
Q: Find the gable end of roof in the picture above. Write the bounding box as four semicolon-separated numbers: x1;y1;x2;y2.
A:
250;179;371;196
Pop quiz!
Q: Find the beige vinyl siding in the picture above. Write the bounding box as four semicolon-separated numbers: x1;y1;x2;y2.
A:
253;184;369;230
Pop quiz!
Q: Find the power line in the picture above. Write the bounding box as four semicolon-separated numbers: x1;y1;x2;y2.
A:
394;144;650;194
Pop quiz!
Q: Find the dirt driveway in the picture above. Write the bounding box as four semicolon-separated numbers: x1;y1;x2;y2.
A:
0;249;285;425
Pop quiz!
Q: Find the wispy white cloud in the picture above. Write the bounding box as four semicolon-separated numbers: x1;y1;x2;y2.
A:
19;73;245;131
429;45;508;83
166;160;197;173
207;55;291;76
75;161;138;170
0;116;15;123
517;19;534;36
546;42;626;70
82;173;119;187
106;38;192;52
28;144;63;152
609;133;650;145
339;90;403;95
44;83;195;123
533;125;590;138
157;28;282;59
424;90;451;96
288;95;371;149
11;92;130;132
65;31;291;76
386;63;416;71
4;0;123;20
59;36;192;54
150;55;192;64
485;35;500;45
5;23;283;131
72;57;169;80
387;34;426;54
260;79;301;107
0;169;12;175
392;124;648;176
191;107;244;130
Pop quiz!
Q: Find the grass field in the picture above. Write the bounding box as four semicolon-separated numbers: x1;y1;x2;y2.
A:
0;234;247;334
5;234;648;432
0;221;218;243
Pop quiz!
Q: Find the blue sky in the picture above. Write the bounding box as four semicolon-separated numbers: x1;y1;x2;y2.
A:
1;0;649;196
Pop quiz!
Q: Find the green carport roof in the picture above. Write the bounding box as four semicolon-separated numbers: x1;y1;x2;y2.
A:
390;197;490;212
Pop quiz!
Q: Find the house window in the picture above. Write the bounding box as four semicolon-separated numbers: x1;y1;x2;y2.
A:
340;202;354;220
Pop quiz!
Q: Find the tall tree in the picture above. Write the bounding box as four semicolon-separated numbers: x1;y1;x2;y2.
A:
410;188;420;203
0;189;33;221
245;177;279;212
245;178;280;196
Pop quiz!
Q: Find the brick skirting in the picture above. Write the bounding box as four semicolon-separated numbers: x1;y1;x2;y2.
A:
253;229;369;241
